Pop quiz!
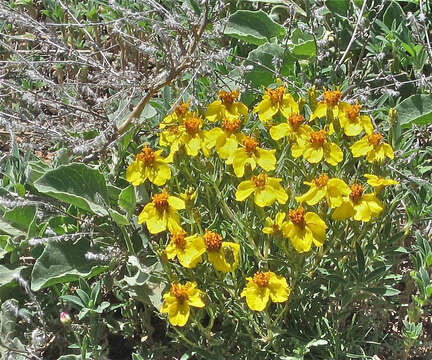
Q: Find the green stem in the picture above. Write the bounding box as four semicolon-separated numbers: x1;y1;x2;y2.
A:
120;226;136;256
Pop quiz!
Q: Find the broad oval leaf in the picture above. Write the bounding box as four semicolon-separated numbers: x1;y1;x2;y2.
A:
34;163;109;216
31;239;108;291
224;10;286;45
396;94;432;128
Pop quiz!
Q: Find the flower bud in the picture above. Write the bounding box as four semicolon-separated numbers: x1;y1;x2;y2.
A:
59;312;71;325
388;108;398;125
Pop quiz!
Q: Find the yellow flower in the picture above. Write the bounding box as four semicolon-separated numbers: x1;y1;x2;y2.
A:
126;146;171;186
282;205;327;253
253;86;299;125
364;174;399;187
241;271;290;311
351;132;394;163
166;113;211;161
269;113;310;143
160;281;205;327
338;101;373;136
165;230;205;269
159;101;191;147
235;173;289;207
204;117;244;160
138;189;185;234
295;173;350;208
310;87;342;121
229;135;276;177
332;183;383;222
262;212;287;236
205;90;248;122
292;127;343;165
202;231;240;272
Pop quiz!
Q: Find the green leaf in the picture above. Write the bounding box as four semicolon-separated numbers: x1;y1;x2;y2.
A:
396;94;432;128
355;242;365;279
383;1;405;29
224;10;286;45
0;265;26;293
119;185;136;218
61;294;85;308
3;205;37;239
365;287;401;297
34;163;109;216
326;0;349;17
31;239;108;291
292;40;316;58
57;355;82;360
108;208;129;226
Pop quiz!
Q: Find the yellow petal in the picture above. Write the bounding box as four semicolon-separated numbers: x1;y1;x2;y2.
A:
205;101;223;122
241;282;270;311
168;301;190;327
254;187;276;207
360;115;373;135
232;149;253;178
184;136;201;156
303;145;324;163
326;179;350;208
138;203;155;224
324;142;343;166
149;161;171;186
295;185;324;206
268;272;290;303
168;196;186;210
266;178;289;204
332;201;355;221
126;160;145;186
216;135;239;160
310;103;327;121
256;149;276;172
186;286;205;308
235;181;255;201
351;137;372;158
254;98;278;124
270;123;290;140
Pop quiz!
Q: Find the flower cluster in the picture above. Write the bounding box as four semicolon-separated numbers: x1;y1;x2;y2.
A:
125;84;398;327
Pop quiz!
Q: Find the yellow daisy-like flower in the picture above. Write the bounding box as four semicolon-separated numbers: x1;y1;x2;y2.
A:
338;101;373;136
253;86;299;125
262;212;287;236
295;173;350;208
241;271;290;311
202;231;240;273
235;173;289;207
159;101;191;147
166;113;211;161
229;135;276;178
160;281;205;327
282;205;327;253
351;132;394;163
138;189;185;234
292;127;343;165
269;113;310;144
165;230;206;269
332;183;383;222
364;174;399;187
126;146;171;186
310;87;342;121
205;90;248;122
204;117;244;160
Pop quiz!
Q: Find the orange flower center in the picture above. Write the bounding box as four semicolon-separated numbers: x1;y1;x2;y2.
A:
251;173;266;189
347;103;361;121
203;231;222;251
289;205;305;227
368;133;383;147
309;130;326;147
266;86;285;105
172;230;186;249
222;118;241;133
253;272;270;287
171;283;189;303
288;114;305;128
312;173;329;188
349;183;364;203
184;115;202;135
168;125;179;134
219;90;239;105
243;136;259;154
175;102;189;117
152;190;169;210
136;146;155;165
323;89;341;106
